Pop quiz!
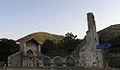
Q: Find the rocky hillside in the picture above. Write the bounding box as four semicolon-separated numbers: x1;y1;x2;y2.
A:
98;24;120;43
17;32;63;44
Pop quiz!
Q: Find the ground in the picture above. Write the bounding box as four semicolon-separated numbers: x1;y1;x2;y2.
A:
0;67;119;70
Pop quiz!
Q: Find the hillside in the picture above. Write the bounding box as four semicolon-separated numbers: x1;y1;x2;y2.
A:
17;24;120;45
98;24;120;54
98;24;120;43
17;32;63;44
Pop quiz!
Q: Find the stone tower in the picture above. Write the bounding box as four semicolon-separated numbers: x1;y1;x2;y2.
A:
79;12;103;68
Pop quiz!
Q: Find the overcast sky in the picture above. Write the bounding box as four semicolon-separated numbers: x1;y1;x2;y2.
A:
0;0;120;40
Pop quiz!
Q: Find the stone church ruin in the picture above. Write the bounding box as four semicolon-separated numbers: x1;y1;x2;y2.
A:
8;12;103;68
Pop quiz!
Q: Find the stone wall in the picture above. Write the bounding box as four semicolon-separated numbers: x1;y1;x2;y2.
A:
8;52;22;67
21;55;77;68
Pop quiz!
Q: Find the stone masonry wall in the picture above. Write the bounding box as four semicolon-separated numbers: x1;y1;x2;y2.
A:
8;52;22;67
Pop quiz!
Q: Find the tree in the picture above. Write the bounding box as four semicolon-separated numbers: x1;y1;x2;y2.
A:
41;33;81;56
0;38;20;65
109;35;120;43
41;39;54;55
61;32;80;54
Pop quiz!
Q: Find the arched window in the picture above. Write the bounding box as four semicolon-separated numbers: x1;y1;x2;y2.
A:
26;49;34;56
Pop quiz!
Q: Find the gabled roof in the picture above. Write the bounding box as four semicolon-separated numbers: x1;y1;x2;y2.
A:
17;38;42;45
26;38;41;45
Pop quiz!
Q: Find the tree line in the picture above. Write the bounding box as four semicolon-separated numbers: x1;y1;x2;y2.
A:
41;32;81;56
0;38;20;65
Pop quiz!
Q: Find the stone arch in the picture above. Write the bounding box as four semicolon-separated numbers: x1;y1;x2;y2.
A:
53;56;63;66
26;49;34;57
33;57;41;67
66;56;76;66
36;59;40;67
43;56;51;66
23;57;33;67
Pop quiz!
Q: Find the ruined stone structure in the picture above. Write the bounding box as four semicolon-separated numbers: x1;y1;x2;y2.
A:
79;13;103;68
8;12;103;68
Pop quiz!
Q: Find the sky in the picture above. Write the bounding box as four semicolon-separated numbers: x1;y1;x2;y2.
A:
0;0;120;40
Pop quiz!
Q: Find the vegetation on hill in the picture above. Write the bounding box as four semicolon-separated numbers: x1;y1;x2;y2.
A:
98;24;120;43
17;32;80;56
41;32;81;56
60;33;80;54
17;32;63;44
98;24;120;53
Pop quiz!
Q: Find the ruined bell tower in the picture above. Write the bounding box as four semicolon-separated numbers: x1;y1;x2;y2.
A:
87;12;96;32
79;12;103;68
86;12;103;68
86;12;99;45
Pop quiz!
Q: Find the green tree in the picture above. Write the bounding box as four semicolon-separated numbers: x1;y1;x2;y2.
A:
109;35;120;43
41;33;81;56
99;38;110;44
0;38;20;65
41;39;55;55
61;32;80;54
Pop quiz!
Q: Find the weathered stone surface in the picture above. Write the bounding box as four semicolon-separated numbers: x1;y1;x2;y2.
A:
66;57;76;66
78;12;103;68
8;52;22;67
43;57;51;66
54;57;63;66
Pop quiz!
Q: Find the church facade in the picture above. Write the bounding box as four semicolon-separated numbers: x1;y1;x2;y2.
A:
8;12;103;68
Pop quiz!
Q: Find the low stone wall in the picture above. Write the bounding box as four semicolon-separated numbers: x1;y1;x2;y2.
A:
8;52;22;67
22;55;78;67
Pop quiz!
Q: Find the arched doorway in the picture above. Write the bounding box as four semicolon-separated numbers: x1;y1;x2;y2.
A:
66;57;76;66
23;57;32;67
54;57;63;66
43;57;51;66
36;59;40;67
32;58;40;67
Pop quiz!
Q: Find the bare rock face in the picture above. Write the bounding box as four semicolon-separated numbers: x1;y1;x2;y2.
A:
79;12;103;68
